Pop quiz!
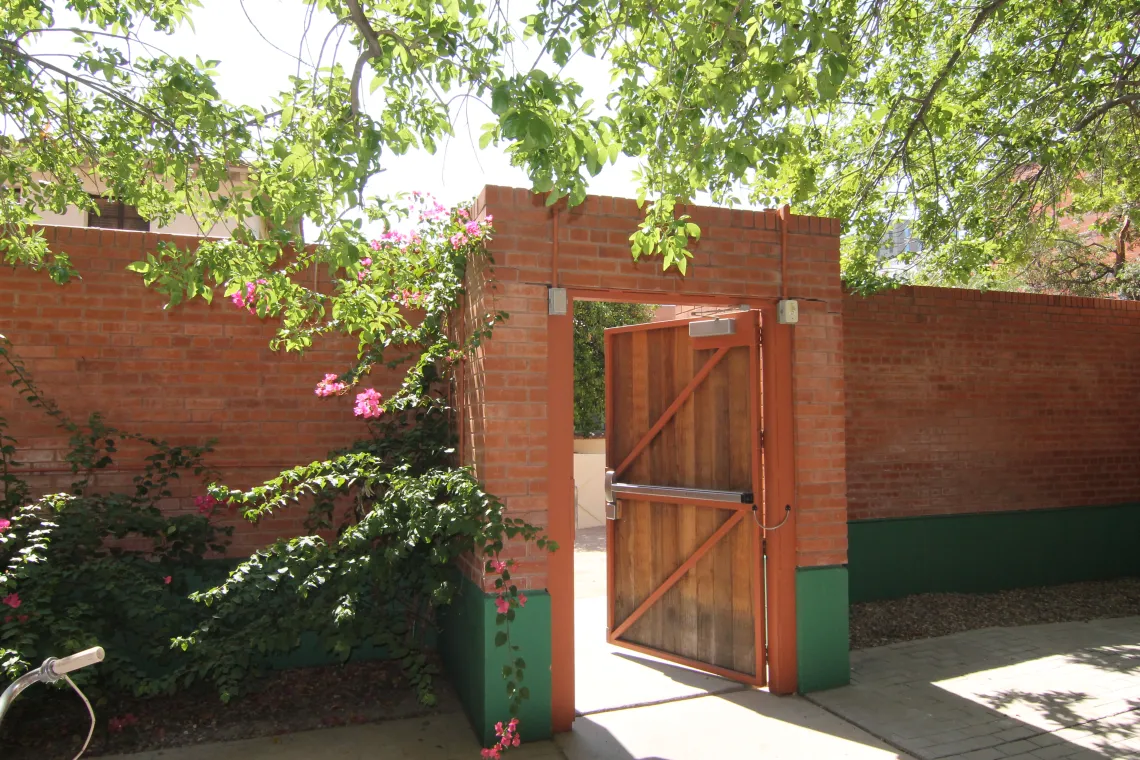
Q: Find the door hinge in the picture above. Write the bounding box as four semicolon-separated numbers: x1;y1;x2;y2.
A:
759;429;765;448
762;537;768;556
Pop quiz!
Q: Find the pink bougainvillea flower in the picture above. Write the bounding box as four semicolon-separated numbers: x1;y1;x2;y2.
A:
163;576;172;585
17;615;27;624
518;594;528;608
494;596;510;615
391;289;424;307
361;257;372;266
489;717;520;752
315;373;348;397
489;559;507;574
230;279;268;313
373;230;408;247
480;748;501;759
449;232;468;249
353;388;383;419
0;518;10;532
465;220;481;235
484;214;493;223
195;495;219;515
2;593;20;609
458;208;470;219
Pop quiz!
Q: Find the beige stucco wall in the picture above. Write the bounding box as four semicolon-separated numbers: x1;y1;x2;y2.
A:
34;205;261;238
28;171;263;239
573;438;606;529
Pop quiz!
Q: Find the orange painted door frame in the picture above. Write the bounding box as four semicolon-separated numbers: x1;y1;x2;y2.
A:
547;291;797;734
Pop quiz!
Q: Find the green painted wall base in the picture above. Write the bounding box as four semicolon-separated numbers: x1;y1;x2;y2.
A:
796;565;850;692
849;503;1140;603
439;577;552;747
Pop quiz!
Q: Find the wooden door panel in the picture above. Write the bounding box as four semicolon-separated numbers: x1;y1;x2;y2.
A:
612;350;753;490
618;508;754;674
605;312;765;685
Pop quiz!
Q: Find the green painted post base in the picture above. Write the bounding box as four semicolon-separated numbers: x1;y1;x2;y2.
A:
439;577;552;747
796;565;851;692
849;503;1140;603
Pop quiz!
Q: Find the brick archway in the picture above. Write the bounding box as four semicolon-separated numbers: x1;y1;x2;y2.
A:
446;186;849;742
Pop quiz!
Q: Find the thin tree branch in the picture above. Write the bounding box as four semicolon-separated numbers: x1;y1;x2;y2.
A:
1072;93;1140;132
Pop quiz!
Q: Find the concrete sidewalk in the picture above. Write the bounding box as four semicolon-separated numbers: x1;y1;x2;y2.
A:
810;616;1140;760
561;688;913;759
562;593;910;760
107;689;910;760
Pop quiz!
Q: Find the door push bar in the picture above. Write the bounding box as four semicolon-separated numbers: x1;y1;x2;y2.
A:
604;469;754;520
604;468;791;530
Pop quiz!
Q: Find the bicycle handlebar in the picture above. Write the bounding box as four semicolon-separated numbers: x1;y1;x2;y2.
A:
47;647;105;678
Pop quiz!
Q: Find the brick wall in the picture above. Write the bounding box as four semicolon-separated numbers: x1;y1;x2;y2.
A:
1;226;392;554
844;286;1140;521
7;191;849;574
461;186;847;580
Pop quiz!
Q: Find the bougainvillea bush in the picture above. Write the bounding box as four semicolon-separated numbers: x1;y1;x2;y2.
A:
0;339;232;698
0;197;551;752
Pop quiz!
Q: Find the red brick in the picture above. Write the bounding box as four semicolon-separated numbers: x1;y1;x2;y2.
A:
844;286;1140;521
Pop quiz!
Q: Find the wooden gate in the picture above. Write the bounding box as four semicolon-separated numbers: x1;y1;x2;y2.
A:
603;309;766;685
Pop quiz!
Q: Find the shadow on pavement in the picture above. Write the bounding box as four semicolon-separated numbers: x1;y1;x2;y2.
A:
810;616;1140;759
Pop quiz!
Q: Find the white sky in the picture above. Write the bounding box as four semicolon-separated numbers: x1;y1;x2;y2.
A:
134;0;646;208
25;0;748;242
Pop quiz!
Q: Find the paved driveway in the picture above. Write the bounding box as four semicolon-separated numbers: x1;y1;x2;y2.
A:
809;616;1140;760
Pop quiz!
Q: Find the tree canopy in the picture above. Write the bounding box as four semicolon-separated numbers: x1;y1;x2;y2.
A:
3;0;1139;327
572;301;654;436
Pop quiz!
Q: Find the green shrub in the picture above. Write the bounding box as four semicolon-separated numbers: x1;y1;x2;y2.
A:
0;342;231;696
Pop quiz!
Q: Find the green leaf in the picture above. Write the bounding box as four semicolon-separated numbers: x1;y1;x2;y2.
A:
491;85;511;116
526;116;554;147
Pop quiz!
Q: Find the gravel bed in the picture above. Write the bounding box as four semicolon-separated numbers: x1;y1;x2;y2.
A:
850;577;1140;650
